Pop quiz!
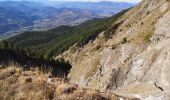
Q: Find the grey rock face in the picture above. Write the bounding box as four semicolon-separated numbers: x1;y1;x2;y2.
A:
58;0;170;99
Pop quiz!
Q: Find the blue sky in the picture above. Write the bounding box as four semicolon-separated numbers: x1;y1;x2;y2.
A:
0;0;142;3
49;0;141;3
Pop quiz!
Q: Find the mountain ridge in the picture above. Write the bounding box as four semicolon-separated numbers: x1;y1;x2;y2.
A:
3;0;170;99
56;0;170;99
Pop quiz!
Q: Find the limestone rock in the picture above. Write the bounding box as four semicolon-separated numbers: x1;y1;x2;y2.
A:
56;0;170;99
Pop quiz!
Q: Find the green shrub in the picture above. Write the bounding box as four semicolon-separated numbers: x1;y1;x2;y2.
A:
121;37;128;44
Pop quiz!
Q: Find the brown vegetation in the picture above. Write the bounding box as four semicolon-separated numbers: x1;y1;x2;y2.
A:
0;64;139;100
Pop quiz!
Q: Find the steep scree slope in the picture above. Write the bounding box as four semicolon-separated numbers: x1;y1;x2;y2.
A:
57;0;170;99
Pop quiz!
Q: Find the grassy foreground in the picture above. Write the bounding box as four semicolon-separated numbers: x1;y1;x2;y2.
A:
0;65;139;100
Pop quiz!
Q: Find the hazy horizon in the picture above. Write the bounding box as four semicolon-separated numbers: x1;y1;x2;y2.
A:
0;0;141;3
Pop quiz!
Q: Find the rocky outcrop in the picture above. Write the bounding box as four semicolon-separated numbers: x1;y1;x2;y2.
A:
57;0;170;99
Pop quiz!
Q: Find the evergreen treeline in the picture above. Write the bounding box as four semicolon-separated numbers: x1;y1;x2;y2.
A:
0;47;72;77
5;9;128;60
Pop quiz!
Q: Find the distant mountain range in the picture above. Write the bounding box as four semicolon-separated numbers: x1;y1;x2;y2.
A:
52;1;134;13
0;1;133;38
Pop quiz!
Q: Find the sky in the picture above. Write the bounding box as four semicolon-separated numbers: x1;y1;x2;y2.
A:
0;0;142;3
49;0;141;3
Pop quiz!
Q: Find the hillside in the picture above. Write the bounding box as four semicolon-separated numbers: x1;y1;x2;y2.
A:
0;65;139;100
7;10;128;59
55;0;170;99
4;0;170;99
0;1;101;38
0;47;72;77
0;1;133;38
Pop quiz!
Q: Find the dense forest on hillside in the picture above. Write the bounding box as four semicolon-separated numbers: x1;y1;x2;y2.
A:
0;46;72;77
5;9;129;60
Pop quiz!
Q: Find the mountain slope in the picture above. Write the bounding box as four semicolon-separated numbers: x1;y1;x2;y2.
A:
0;1;133;38
0;1;102;37
0;65;139;100
0;47;72;77
7;10;128;59
56;0;170;99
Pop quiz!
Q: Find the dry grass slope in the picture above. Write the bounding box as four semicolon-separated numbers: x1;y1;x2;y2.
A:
0;64;139;100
